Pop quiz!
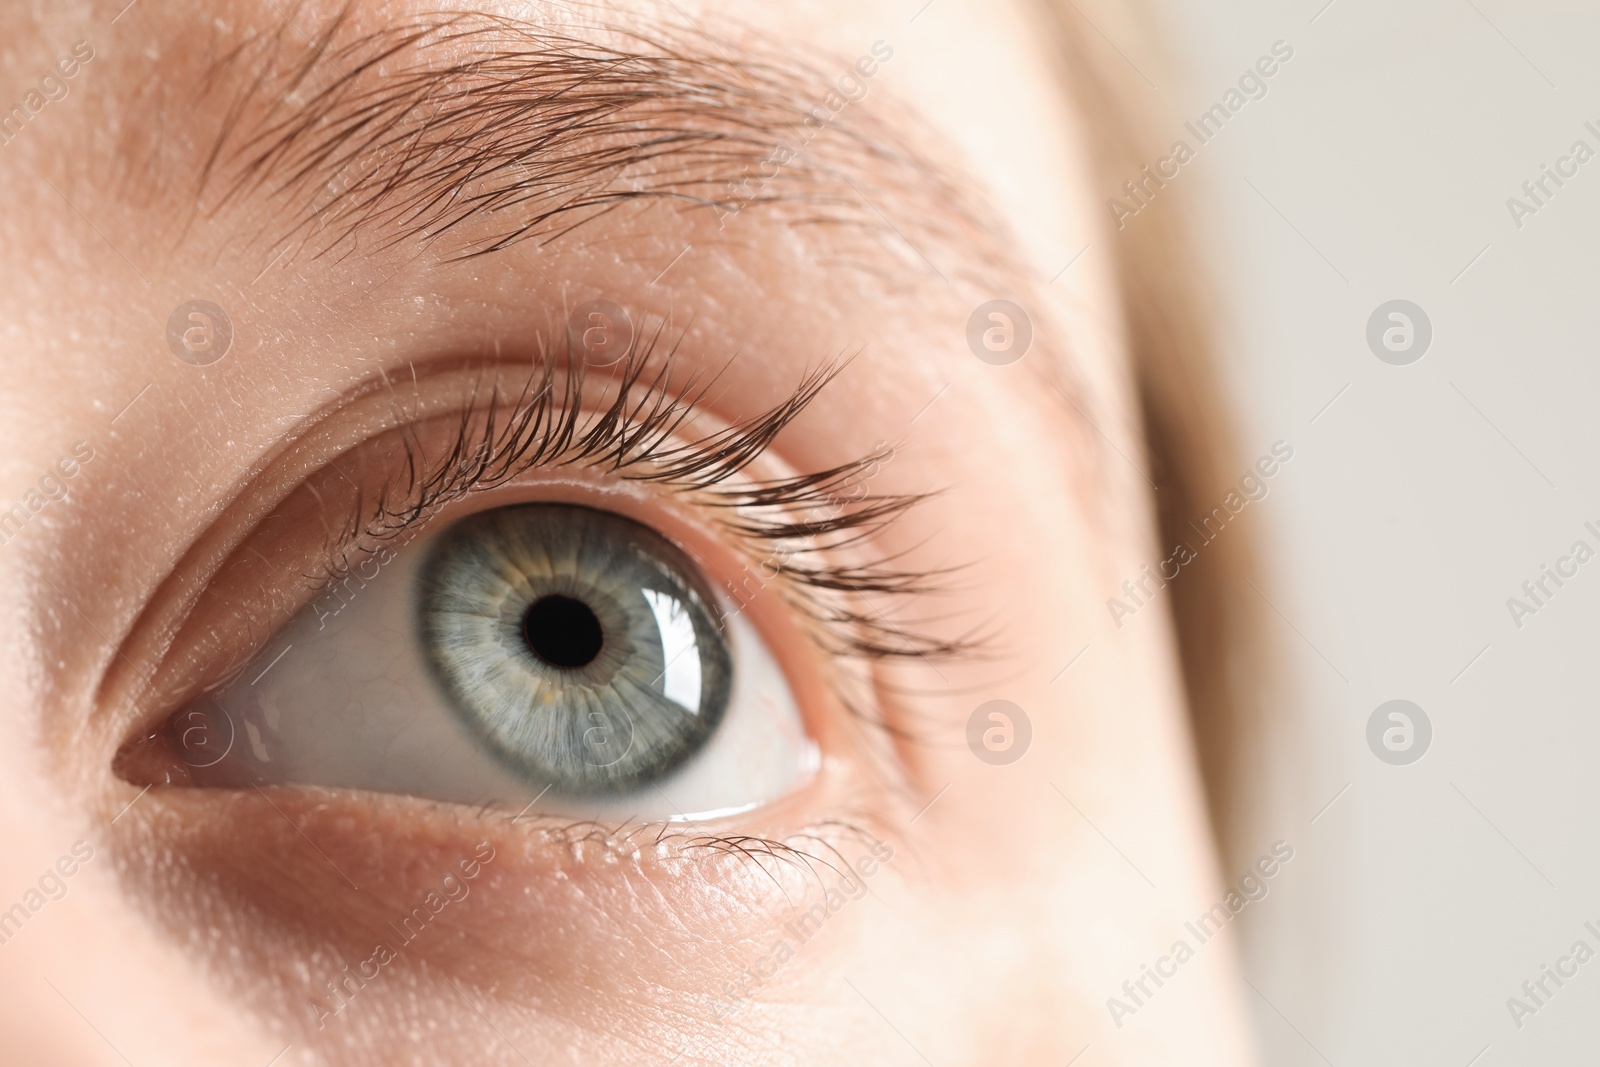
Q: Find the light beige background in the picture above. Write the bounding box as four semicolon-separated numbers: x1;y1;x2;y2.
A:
1115;0;1600;1062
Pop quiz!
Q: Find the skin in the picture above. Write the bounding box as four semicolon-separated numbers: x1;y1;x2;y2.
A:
0;1;1255;1064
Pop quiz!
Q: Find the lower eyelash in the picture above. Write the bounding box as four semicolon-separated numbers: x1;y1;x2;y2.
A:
497;810;892;899
311;323;977;672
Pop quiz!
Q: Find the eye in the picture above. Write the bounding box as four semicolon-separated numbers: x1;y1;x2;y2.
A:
143;500;818;821
113;350;949;826
419;503;732;794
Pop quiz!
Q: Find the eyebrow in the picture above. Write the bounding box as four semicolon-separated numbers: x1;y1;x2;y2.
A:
187;6;975;266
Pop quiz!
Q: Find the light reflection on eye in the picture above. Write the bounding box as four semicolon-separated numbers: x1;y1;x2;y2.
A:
160;503;819;821
640;588;704;714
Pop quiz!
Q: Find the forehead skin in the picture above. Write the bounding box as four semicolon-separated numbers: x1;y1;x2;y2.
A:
0;1;1252;1065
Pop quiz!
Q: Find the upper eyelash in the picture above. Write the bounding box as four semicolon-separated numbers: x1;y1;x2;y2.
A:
308;322;972;674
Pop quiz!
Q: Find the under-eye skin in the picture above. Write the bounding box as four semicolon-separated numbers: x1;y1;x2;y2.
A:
418;503;732;795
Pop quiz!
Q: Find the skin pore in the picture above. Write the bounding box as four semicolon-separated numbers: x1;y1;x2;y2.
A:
0;1;1255;1064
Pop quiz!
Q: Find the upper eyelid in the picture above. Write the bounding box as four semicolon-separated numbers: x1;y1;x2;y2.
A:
100;347;955;730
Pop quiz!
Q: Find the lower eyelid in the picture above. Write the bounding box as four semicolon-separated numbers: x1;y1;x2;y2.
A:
99;719;907;1060
109;776;891;951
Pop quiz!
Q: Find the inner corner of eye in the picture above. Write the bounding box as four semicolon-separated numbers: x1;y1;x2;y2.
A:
130;501;817;822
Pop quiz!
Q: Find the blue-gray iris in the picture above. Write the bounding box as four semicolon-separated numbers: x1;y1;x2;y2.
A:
418;504;732;794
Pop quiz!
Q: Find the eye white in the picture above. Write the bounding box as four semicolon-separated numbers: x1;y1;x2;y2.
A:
182;517;817;821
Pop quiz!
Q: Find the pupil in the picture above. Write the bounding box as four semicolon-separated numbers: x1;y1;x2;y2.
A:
522;595;604;669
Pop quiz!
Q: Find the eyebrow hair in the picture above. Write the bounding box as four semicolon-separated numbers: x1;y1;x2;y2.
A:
189;5;978;266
